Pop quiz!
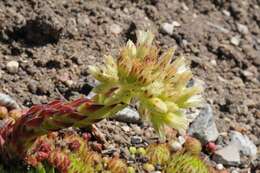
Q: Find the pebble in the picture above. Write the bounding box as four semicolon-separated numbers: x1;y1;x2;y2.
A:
101;148;117;155
121;125;131;132
230;131;257;157
67;17;78;35
161;22;174;35
6;61;19;74
222;10;231;16
0;93;19;109
230;36;240;46
181;3;189;11
177;136;186;145
172;21;181;27
110;23;122;35
77;14;90;26
188;104;219;144
216;163;224;170
169;141;182;152
65;80;74;87
114;107;140;123
213;143;240;166
131;136;143;145
231;170;239;173
237;23;249;34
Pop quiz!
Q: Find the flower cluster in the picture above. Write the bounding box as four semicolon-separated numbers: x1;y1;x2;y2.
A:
89;30;203;137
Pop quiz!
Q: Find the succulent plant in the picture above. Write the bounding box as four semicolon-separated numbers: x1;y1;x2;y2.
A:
89;30;203;137
146;143;171;165
107;157;128;173
165;152;209;173
184;136;202;155
0;30;203;162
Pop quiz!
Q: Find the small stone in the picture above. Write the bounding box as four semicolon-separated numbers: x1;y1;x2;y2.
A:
213;143;240;166
110;23;122;35
237;23;249;34
230;36;240;46
65;80;74;87
177;136;186;145
216;163;224;170
231;170;239;173
161;22;174;35
131;136;142;145
77;14;90;26
181;3;189;11
67;17;78;35
6;61;19;74
0;93;19;109
114;107;140;123
188;104;219;143
102;147;117;155
222;10;230;16
169;141;182;152
210;59;217;66
230;131;257;157
143;163;155;172
172;21;181;27
121;125;130;132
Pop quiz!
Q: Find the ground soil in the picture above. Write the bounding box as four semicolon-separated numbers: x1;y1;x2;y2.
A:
0;0;259;172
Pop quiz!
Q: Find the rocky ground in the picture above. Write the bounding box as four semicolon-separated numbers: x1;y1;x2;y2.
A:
0;0;259;172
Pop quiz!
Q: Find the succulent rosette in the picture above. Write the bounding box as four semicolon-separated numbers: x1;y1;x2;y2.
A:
89;30;203;137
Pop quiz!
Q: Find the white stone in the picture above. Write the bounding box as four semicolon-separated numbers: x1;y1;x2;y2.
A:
230;36;240;46
172;21;181;27
161;22;174;35
222;10;230;16
65;80;74;87
121;125;130;132
181;3;189;11
110;24;122;35
170;141;182;152
210;59;217;66
6;61;19;74
216;164;224;170
77;14;90;26
86;91;96;99
230;131;257;157
213;143;240;166
237;23;249;34
231;170;239;173
177;136;186;145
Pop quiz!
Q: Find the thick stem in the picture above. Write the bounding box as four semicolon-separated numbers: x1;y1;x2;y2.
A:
0;98;127;161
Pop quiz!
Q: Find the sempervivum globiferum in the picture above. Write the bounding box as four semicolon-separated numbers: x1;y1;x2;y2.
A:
89;30;203;137
0;31;203;164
